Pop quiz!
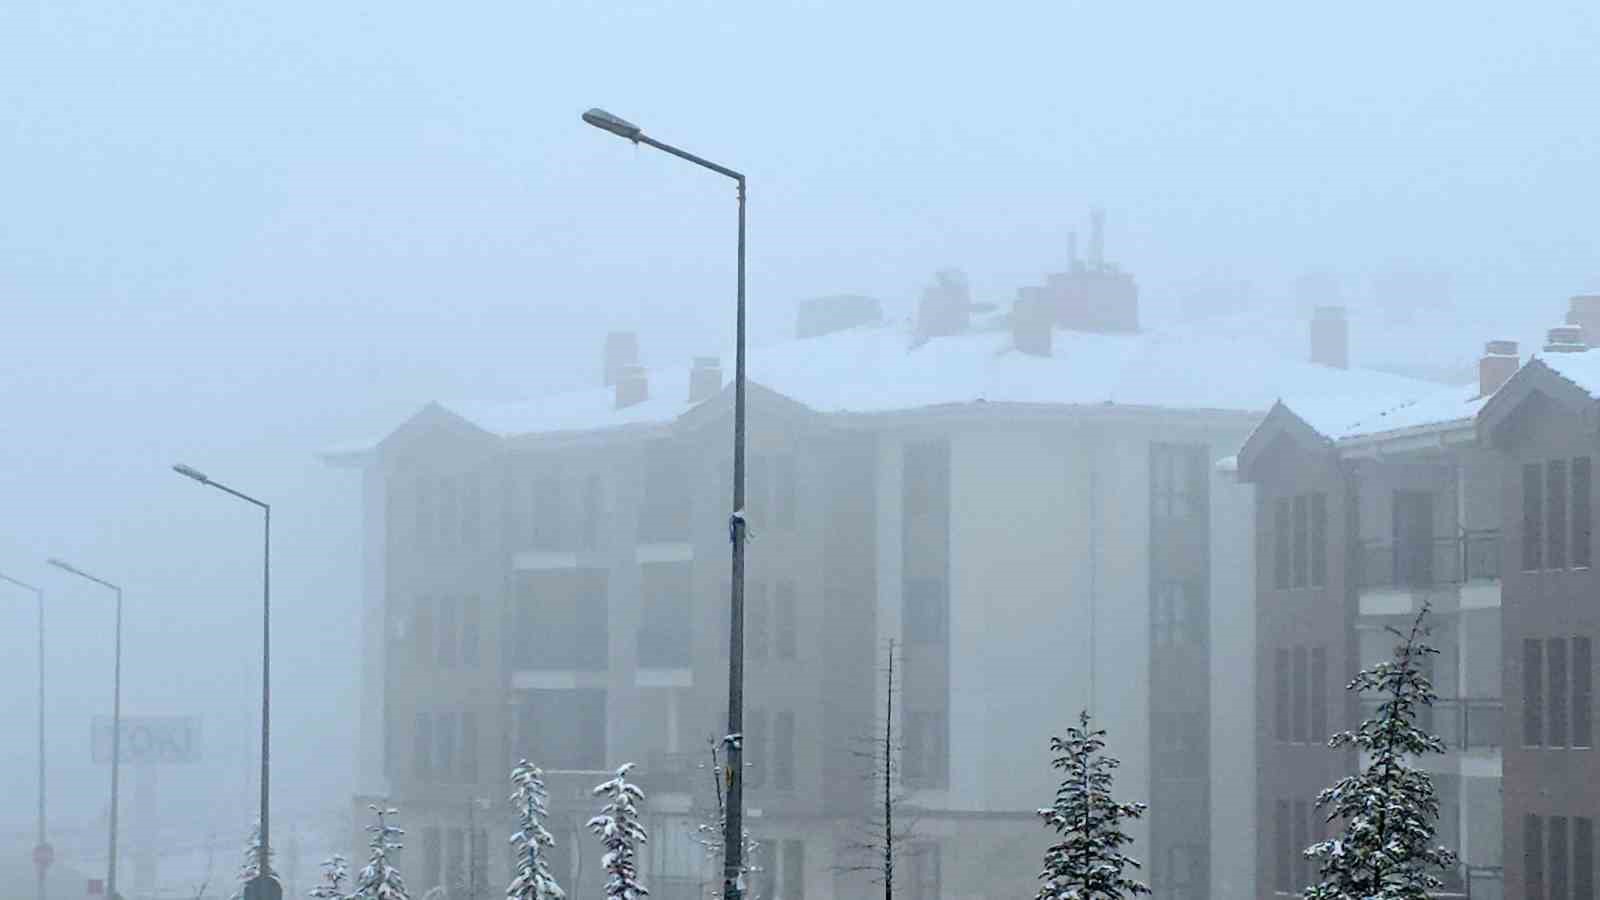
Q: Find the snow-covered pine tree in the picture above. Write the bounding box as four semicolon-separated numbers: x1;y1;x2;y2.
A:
307;855;349;899
508;760;566;900
230;821;274;900
588;764;649;900
1036;710;1151;900
352;804;410;900
695;738;759;899
1303;604;1457;900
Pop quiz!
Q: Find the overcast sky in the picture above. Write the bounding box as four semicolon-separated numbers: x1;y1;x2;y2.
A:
2;0;1598;861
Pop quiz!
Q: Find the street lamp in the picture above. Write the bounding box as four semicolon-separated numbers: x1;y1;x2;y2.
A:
46;557;122;900
582;107;749;900
172;463;278;900
1;571;49;900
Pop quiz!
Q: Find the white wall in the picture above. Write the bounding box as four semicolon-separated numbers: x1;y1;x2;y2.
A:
1211;461;1257;900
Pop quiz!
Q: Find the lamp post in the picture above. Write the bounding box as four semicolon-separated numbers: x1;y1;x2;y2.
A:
1;572;48;900
581;107;749;900
46;557;122;900
172;463;278;899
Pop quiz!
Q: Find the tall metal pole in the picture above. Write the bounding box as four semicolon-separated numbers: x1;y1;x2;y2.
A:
1;573;48;900
110;584;123;900
260;503;271;871
46;560;122;900
723;174;748;900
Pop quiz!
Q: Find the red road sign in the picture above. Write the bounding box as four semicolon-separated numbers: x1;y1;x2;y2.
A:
32;842;53;871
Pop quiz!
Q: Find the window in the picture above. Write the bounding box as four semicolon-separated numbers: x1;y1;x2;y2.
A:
1274;800;1291;894
415;474;434;547
462;471;481;546
776;580;797;660
1527;639;1545;747
639;564;692;669
748;455;768;530
1555;816;1573;900
1274;499;1291;590
422;826;442;892
1553;638;1572;749
1311;492;1328;588
415;596;435;668
745;708;767;789
471;827;489;897
1577;637;1593;749
1394;491;1435;587
518;690;606;770
903;710;948;788
445;828;465;896
1293;799;1311;892
462;595;480;669
1293;646;1310;743
440;476;458;547
1577;457;1593;569
436;710;457;781
1275;649;1290;742
908;843;941;900
1578;817;1594;900
438;595;458;668
1528;815;1545;900
1152;444;1201;521
531;476;562;550
1153;581;1188;648
748;581;769;661
903;577;948;644
414;712;433;781
781;840;806;900
1526;463;1546;571
581;474;602;551
1311;646;1328;741
775;454;797;529
775;710;795;790
1552;461;1571;570
461;709;478;784
1292;495;1309;588
639;450;690;542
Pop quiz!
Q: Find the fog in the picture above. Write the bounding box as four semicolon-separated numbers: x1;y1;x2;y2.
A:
3;0;1598;894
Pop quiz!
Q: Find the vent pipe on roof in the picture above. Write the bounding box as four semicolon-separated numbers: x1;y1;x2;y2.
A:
615;365;649;409
1546;325;1587;354
1310;305;1349;369
688;357;722;404
1012;288;1053;357
604;331;639;387
1566;295;1600;348
1479;340;1519;398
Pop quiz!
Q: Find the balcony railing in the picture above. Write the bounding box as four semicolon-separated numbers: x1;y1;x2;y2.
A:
1358;530;1501;590
1358;697;1503;750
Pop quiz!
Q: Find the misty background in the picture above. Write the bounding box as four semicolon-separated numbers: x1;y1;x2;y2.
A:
2;0;1597;865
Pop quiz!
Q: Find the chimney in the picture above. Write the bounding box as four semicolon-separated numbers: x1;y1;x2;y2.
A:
1309;305;1348;369
1012;288;1053;356
1566;295;1600;347
1545;325;1587;353
603;331;639;387
1088;208;1105;271
1479;340;1519;397
615;364;648;409
688;356;722;403
916;268;972;340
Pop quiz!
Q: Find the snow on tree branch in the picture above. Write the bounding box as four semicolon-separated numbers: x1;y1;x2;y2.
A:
307;855;349;899
352;804;410;900
588;763;650;900
508;760;566;900
1036;710;1151;900
1303;603;1457;900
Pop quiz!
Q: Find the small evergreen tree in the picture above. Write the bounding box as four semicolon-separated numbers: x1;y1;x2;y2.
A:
1036;710;1150;900
230;821;273;900
509;760;566;900
308;855;349;899
1303;605;1457;900
352;804;410;900
588;764;649;900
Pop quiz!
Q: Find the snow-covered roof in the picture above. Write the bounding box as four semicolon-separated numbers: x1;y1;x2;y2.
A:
1332;382;1487;443
1541;350;1600;397
445;322;1441;440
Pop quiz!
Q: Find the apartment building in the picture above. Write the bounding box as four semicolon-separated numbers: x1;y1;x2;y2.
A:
327;251;1436;900
1236;295;1600;900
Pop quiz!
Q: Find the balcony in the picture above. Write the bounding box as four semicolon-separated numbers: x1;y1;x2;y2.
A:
1358;697;1503;752
1358;530;1500;614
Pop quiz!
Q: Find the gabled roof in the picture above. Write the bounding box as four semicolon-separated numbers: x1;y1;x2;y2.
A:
1236;401;1335;481
1477;354;1600;445
334;320;1441;461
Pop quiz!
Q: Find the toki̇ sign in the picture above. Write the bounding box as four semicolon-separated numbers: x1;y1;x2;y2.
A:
91;716;202;765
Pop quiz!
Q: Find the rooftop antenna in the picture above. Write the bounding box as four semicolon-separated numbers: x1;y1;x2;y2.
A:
1088;207;1106;271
